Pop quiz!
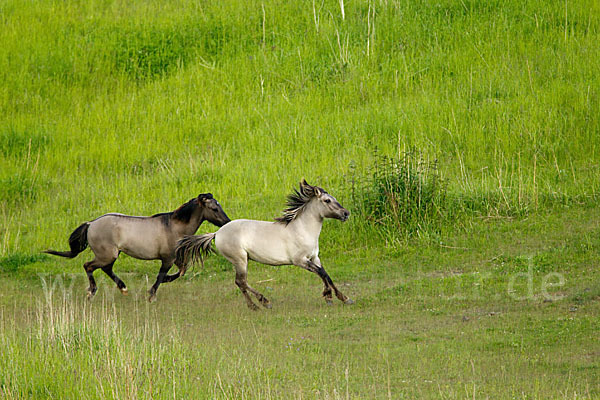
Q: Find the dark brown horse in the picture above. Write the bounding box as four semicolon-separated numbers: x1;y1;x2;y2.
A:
45;193;230;301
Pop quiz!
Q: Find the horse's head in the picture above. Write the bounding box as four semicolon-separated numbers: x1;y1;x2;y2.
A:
305;180;350;222
197;193;231;227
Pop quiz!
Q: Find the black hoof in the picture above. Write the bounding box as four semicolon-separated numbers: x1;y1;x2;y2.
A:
344;298;355;305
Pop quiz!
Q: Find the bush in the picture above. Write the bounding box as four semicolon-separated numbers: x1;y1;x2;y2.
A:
350;151;447;238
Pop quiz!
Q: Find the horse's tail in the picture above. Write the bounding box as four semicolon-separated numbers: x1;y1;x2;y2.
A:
175;232;216;268
44;222;89;258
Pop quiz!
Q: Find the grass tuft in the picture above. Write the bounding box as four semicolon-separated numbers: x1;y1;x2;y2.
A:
350;150;446;239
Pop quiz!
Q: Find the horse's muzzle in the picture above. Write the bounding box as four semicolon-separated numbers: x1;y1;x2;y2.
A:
339;210;350;222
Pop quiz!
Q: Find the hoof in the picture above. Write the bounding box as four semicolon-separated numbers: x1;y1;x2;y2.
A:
120;288;129;295
344;298;355;305
263;302;273;309
148;288;157;303
86;290;96;301
325;299;334;306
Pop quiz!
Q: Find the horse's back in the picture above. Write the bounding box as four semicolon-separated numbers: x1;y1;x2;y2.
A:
216;219;283;240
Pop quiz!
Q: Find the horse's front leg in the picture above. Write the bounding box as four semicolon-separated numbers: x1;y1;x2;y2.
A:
161;259;188;283
306;258;354;305
148;258;174;302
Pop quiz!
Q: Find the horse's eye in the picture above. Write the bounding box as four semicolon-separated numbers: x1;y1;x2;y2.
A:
324;199;331;204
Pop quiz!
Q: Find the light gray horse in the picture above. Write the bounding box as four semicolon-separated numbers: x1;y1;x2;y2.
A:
45;193;230;301
176;180;353;310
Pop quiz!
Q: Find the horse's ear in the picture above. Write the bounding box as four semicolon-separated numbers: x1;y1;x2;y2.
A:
314;187;323;197
198;193;213;203
301;178;311;188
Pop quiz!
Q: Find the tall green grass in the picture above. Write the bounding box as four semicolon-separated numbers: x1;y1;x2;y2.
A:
0;0;599;256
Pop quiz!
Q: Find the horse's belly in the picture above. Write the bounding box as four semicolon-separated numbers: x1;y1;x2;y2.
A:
246;248;290;266
245;235;294;265
119;243;159;260
116;228;165;259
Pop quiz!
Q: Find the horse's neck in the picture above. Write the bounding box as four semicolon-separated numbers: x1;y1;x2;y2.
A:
188;211;205;233
289;204;323;241
174;211;204;235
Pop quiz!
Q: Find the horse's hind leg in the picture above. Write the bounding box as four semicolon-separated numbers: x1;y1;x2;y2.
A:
101;260;128;295
235;270;261;311
245;282;272;309
224;255;266;310
83;260;99;299
84;256;119;300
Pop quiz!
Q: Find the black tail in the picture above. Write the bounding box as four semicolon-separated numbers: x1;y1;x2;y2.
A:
44;222;89;258
175;233;216;269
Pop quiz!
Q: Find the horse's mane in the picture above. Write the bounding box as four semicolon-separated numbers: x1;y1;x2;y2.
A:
151;198;198;224
151;194;213;224
275;180;325;225
172;198;199;222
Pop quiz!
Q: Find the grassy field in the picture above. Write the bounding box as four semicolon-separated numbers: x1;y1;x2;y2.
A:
1;0;599;398
1;206;599;398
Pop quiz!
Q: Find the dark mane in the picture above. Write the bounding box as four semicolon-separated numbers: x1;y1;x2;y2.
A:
171;198;199;222
151;198;199;224
275;181;326;224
